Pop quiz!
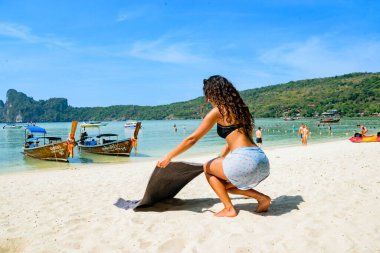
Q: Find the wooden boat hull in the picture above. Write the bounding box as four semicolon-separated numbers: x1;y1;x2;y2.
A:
78;139;134;156
320;118;340;123
23;141;70;162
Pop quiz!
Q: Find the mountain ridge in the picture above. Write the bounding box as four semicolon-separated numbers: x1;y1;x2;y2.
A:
1;72;379;122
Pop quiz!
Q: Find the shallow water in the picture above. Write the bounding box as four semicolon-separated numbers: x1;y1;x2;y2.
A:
1;117;379;173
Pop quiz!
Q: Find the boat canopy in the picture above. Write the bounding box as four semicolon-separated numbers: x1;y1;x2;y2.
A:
26;136;62;142
80;124;101;128
26;126;47;133
97;133;118;138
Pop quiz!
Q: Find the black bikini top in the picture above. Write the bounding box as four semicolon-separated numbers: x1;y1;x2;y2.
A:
217;123;243;138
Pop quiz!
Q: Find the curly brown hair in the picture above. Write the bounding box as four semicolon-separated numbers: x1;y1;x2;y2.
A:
203;75;254;143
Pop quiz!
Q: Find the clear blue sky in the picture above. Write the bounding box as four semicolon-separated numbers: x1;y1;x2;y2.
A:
0;0;379;107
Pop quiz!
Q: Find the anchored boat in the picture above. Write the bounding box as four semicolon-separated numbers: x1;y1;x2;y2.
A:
319;118;341;123
80;121;108;128
320;110;341;123
23;121;78;162
78;122;141;156
3;124;23;129
124;121;138;128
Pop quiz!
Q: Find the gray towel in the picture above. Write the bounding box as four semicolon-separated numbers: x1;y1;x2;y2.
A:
114;162;204;210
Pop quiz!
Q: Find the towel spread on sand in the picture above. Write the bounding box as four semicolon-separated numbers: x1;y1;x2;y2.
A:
114;162;204;210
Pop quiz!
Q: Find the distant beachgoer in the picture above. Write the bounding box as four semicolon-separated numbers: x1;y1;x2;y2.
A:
173;124;177;133
328;125;332;136
298;123;305;144
157;75;271;217
302;125;310;145
357;124;368;135
255;127;263;147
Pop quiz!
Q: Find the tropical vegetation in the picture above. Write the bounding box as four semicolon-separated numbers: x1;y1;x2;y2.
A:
1;72;379;122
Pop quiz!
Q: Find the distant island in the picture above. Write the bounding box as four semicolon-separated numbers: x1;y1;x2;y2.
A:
1;72;379;122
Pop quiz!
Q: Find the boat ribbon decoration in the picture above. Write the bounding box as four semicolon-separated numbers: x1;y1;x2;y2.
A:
67;121;78;158
131;136;138;155
67;138;75;157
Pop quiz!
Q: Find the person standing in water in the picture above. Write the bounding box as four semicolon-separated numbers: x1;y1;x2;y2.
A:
298;123;305;144
255;127;263;147
302;125;310;145
157;75;271;217
357;124;368;135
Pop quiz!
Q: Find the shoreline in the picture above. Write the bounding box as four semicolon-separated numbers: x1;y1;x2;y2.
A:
1;139;379;252
2;117;379;175
0;135;353;176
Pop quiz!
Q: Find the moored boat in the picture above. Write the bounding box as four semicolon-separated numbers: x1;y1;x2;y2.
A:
3;124;23;129
78;122;141;156
124;121;138;128
320;110;341;123
23;122;78;162
80;121;108;128
319;118;340;123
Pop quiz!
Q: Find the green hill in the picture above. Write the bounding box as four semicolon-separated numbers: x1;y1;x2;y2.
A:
242;72;380;117
1;72;379;122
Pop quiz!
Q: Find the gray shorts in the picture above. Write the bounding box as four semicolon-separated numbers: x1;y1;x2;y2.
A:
223;147;270;190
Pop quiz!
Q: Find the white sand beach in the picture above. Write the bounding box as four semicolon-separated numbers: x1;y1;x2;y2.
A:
1;140;379;253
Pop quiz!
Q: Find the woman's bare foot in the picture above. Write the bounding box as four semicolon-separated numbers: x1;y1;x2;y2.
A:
214;207;238;217
255;196;271;213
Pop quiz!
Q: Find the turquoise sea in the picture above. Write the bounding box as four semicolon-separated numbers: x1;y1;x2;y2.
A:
1;118;379;174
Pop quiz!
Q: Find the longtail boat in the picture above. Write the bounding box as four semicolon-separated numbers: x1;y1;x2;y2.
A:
23;121;78;162
319;118;340;123
78;122;141;156
80;121;108;128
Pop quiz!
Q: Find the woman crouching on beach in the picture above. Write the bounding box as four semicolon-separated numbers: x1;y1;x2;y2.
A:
157;75;271;217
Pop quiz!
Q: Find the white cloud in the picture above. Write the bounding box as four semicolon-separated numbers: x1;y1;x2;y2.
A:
116;11;141;22
258;36;380;78
0;22;32;41
116;6;151;22
128;38;206;64
0;22;72;48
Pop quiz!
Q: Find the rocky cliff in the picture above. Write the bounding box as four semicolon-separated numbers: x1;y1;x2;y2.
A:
1;89;70;122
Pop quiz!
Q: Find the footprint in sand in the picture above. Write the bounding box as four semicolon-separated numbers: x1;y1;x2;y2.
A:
138;239;152;250
0;238;27;253
131;216;144;225
157;238;185;253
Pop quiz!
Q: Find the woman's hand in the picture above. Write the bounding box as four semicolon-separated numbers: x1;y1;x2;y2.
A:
157;156;171;169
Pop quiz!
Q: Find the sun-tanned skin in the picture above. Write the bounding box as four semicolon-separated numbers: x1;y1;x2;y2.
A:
157;75;271;217
204;155;271;217
158;106;271;217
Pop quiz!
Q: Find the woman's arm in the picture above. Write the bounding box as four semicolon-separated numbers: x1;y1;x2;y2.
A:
157;108;219;168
